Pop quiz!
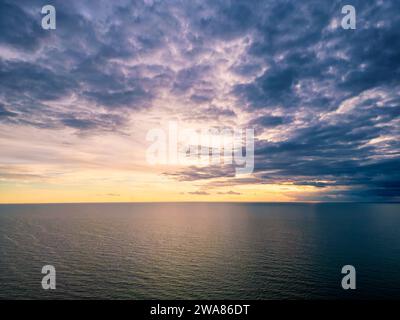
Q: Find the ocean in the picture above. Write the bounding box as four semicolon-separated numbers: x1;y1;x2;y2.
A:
0;202;399;299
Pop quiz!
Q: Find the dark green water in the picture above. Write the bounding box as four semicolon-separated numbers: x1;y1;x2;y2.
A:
0;203;399;299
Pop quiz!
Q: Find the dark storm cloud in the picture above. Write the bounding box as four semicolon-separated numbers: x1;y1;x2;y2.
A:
0;104;17;118
249;115;291;128
182;0;400;201
234;0;400;111
172;65;213;95
0;60;76;101
0;0;178;131
0;1;48;51
249;90;400;201
60;113;125;131
165;165;236;182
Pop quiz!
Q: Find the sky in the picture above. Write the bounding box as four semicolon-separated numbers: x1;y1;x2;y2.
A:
0;0;399;203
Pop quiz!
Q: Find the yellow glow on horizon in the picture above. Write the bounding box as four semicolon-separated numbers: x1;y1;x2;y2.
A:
0;121;334;204
0;176;325;204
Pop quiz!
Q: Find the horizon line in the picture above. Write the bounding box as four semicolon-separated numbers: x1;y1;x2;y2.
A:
0;201;399;205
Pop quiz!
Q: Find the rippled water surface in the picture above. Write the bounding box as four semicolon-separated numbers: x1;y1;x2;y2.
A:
0;203;399;299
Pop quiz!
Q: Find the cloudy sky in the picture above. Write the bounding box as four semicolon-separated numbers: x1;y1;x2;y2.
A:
0;0;399;203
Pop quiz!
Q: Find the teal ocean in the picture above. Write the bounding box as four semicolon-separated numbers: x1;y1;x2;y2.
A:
0;203;399;299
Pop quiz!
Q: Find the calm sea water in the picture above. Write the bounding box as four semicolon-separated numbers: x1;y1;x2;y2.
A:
0;203;399;299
